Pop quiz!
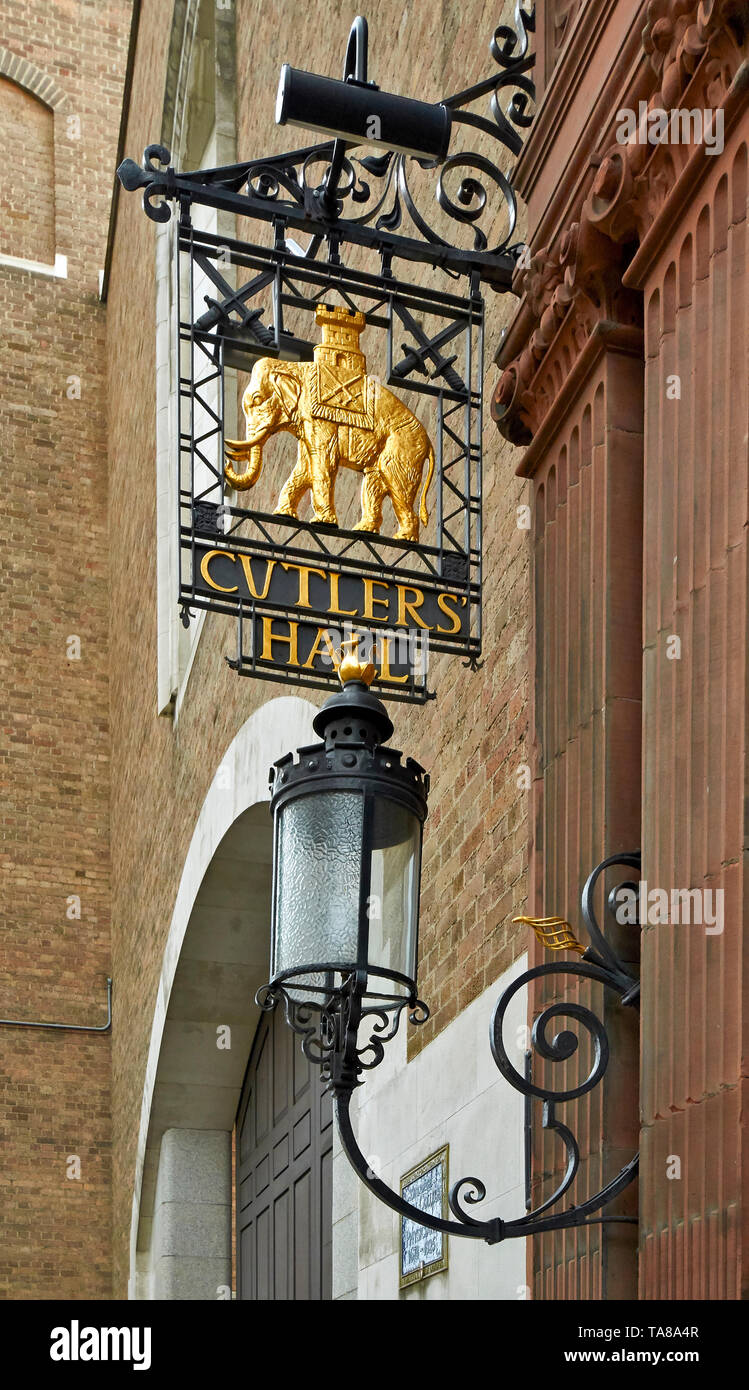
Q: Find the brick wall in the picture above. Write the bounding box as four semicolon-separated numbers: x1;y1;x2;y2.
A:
0;77;55;263
106;0;531;1293
0;0;131;1299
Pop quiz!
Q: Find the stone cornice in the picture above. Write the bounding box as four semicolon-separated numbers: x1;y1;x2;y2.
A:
623;58;749;288
492;218;640;445
515;320;644;476
516;0;647;209
492;0;748;454
584;1;747;247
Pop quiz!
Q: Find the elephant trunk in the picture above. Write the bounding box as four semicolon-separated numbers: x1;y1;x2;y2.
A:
224;440;263;491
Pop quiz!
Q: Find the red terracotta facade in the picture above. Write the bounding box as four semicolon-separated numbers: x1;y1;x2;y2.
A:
494;0;748;1299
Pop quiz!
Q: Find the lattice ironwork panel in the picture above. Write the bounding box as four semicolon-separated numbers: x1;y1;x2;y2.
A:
176;220;484;701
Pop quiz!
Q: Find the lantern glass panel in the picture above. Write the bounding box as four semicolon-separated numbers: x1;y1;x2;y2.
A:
367;798;421;994
274;790;363;988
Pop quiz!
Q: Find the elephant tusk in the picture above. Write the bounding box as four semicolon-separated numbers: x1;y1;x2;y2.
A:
224;438;252;458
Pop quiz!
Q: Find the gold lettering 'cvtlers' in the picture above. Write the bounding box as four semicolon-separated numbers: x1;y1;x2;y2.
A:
199;549;238;593
327;571;358;617
239;555;276;600
199;550;277;601
396;584;430;629
282;562;326;609
198;549;466;636
362;577;391;622
435;591;466;635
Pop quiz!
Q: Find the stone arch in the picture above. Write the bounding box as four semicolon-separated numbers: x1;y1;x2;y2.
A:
0;50;69;272
129;696;317;1299
0;48;68;108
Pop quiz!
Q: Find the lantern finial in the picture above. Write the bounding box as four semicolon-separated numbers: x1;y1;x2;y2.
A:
337;635;377;687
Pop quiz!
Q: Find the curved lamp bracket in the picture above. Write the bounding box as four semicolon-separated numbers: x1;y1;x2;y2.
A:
260;851;641;1245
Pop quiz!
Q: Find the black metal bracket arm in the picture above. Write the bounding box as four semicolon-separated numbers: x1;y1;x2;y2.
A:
335;1092;638;1246
317;14;369;216
116;7;536;290
260;852;640;1244
0;977;112;1034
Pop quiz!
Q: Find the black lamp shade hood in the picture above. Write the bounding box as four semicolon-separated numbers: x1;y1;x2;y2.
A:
276;64;452;161
267;681;429;1008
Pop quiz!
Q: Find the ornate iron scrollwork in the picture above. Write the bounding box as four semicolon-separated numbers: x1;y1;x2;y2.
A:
117;8;536;289
257;974;431;1090
263;852;640;1245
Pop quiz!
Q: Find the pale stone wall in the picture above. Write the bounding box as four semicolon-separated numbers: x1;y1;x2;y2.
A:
126;697;316;1297
333;958;528;1300
149;1129;232;1300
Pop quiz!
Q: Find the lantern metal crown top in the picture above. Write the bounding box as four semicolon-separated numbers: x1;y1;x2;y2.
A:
265;642;429;1045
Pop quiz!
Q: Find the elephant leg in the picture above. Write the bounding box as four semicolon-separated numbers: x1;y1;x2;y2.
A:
376;451;420;542
308;432;339;526
275;444;311;519
353;468;387;534
389;491;419;543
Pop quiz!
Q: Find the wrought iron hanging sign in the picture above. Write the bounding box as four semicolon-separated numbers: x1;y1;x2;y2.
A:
117;8;535;702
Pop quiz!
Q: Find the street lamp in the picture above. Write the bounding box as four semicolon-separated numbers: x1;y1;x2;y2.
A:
260;637;429;1093
258;645;641;1244
274;15;451;218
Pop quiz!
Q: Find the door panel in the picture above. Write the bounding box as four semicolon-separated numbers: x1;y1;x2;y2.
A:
236;1003;332;1300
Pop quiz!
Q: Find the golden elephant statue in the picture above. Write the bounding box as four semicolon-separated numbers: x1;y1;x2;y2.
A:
224;306;434;543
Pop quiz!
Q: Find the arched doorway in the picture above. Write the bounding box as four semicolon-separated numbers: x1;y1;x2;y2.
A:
236;1004;332;1300
129;696;331;1300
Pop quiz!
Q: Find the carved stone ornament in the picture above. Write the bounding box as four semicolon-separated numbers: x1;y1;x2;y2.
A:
492;0;747;445
491;217;638;443
585;0;746;245
549;1;585;64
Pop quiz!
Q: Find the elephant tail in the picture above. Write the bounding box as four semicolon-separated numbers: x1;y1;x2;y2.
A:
224;440;263;491
419;444;435;526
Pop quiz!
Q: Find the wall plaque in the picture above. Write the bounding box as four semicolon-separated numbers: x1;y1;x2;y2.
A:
399;1144;449;1288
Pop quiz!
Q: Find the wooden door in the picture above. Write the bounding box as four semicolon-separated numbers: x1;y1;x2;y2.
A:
236;1004;333;1300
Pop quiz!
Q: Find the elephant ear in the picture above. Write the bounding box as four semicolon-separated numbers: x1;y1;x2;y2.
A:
270;369;301;418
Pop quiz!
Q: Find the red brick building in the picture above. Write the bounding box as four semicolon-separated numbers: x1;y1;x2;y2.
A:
0;0;131;1299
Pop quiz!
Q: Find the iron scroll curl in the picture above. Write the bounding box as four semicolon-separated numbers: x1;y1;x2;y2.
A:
116;8;537;285
329;850;641;1244
490;961;614;1104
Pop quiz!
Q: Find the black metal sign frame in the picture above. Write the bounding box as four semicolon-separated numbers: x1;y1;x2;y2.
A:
177;221;484;701
118;7;536;703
